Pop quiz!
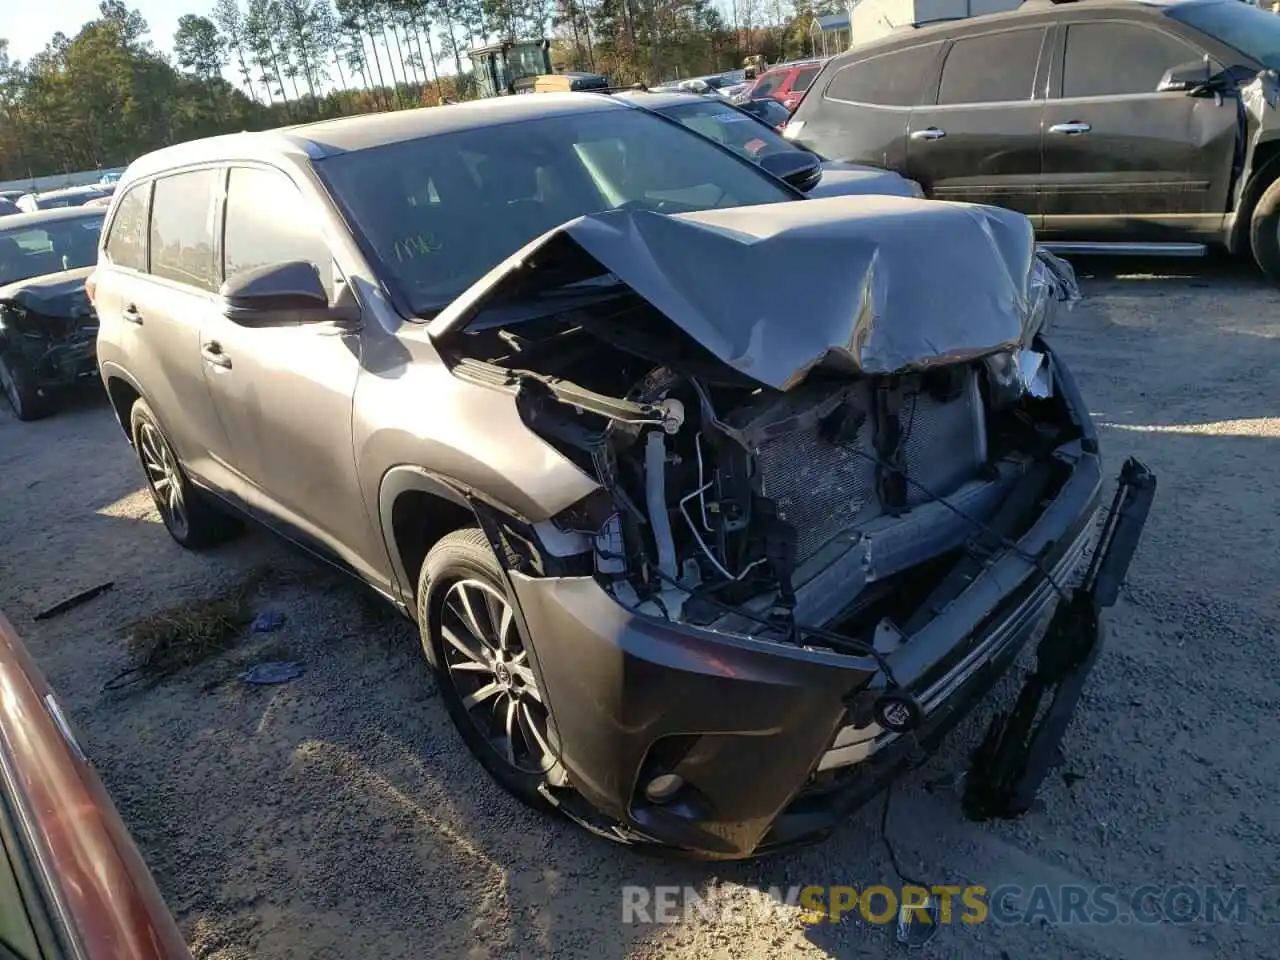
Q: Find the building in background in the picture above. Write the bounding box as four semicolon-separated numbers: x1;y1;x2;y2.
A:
846;0;1022;47
810;11;852;56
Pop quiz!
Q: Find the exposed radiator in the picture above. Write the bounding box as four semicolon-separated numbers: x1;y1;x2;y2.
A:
728;369;987;563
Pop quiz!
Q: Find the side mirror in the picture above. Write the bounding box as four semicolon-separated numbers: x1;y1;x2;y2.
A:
220;260;357;327
1157;58;1212;94
758;150;823;193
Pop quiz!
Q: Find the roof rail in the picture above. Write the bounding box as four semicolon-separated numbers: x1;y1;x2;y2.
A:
590;83;651;95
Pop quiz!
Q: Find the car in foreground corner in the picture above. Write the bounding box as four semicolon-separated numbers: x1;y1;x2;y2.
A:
93;93;1154;860
0;610;190;959
0;207;106;420
613;89;924;199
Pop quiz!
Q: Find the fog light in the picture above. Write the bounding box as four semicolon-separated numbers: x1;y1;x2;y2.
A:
644;773;684;804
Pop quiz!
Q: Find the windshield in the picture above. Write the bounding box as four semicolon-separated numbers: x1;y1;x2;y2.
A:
1168;1;1280;70
317;108;795;315
508;43;548;80
659;100;804;163
0;214;103;286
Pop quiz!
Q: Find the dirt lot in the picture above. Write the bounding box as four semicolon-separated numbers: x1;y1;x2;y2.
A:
1;257;1277;960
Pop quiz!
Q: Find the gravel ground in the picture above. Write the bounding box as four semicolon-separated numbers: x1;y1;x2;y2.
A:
1;256;1277;960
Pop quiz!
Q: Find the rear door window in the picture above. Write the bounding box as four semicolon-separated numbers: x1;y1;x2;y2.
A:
1063;22;1202;98
937;28;1045;105
825;43;944;107
103;182;149;271
149;170;219;291
223;166;333;295
752;72;787;97
791;66;821;92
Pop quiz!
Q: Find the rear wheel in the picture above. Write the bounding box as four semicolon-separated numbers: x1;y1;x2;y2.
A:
1248;175;1280;283
417;528;561;814
0;352;52;421
129;399;241;548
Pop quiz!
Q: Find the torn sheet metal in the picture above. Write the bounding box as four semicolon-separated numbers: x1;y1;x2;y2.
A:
1018;349;1052;399
1241;69;1280;120
434;196;1080;391
1239;70;1280;211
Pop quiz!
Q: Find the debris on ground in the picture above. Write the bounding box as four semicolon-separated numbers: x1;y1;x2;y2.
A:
251;610;286;633
242;661;306;685
104;566;278;691
34;581;114;621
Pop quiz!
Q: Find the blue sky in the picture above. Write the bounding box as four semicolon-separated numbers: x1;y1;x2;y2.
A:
6;1;183;63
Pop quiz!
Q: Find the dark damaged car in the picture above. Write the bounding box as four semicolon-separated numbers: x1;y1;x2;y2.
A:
0;208;105;420
783;0;1280;279
92;95;1155;860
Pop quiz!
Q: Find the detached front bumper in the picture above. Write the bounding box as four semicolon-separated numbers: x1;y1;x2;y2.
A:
510;431;1150;862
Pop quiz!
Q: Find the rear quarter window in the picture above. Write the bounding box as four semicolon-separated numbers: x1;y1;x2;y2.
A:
792;66;821;92
103;181;150;272
752;72;787;97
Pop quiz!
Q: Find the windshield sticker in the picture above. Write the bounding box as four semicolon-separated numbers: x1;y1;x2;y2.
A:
713;113;750;123
393;233;442;262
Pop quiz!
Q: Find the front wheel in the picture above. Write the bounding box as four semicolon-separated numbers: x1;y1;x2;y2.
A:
417;528;563;814
1248;175;1280;283
0;352;51;421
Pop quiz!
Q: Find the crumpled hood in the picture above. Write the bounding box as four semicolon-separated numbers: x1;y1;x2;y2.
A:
0;266;95;317
434;195;1077;391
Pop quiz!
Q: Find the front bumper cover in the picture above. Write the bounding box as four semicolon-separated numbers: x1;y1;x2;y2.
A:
509;427;1153;861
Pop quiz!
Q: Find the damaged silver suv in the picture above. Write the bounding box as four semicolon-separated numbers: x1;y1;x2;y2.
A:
93;94;1155;860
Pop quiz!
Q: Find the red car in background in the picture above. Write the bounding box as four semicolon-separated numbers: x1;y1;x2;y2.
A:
0;610;189;959
741;59;827;112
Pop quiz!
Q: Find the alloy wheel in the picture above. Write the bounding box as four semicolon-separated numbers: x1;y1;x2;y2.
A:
439;578;556;775
137;421;189;539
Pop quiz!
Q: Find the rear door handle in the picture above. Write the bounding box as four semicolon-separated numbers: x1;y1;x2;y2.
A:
910;127;946;141
121;304;143;325
1049;122;1091;135
201;342;232;370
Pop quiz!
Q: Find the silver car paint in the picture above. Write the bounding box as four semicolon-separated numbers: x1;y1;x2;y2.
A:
95;136;600;608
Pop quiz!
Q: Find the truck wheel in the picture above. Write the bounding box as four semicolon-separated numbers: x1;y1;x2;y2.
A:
129;399;241;548
417;528;561;815
1248;176;1280;283
0;353;51;421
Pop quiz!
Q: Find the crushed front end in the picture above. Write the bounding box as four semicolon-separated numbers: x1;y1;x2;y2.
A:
0;267;99;413
433;197;1155;858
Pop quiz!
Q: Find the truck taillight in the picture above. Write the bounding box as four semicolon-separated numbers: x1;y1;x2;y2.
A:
85;270;98;304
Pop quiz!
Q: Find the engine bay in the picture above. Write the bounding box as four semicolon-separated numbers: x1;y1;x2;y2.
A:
448;285;1081;650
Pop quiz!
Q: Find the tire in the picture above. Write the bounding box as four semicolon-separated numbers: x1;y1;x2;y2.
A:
0;352;52;421
1248;175;1280;283
129;399;241;549
417;528;562;815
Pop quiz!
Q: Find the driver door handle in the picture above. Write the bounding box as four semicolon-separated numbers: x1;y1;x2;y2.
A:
910;127;946;141
1049;122;1092;135
121;304;144;325
201;341;232;370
